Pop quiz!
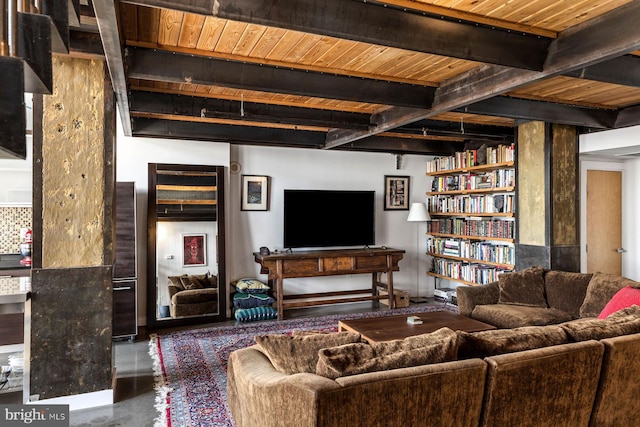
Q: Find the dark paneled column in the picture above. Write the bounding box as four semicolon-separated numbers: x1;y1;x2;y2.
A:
516;121;580;272
27;55;115;402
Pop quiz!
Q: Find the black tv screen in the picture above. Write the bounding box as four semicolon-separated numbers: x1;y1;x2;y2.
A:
284;190;375;249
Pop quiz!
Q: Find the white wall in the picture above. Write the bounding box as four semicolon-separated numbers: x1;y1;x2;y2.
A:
580;125;640;280
0;135;32;206
227;145;433;302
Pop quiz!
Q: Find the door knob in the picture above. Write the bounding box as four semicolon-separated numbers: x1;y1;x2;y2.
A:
615;248;627;253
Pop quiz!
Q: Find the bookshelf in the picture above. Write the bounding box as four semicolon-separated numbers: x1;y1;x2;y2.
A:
426;144;515;286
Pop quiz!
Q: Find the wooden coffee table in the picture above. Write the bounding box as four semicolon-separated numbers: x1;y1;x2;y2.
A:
338;310;496;343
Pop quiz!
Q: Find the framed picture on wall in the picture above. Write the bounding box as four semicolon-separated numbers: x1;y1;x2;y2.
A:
182;233;207;267
241;175;269;211
384;175;410;210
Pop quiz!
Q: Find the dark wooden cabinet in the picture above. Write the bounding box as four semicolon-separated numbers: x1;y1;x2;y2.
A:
112;280;136;337
113;182;137;339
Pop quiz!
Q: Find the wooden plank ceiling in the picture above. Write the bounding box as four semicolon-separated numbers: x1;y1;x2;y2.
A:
72;0;640;155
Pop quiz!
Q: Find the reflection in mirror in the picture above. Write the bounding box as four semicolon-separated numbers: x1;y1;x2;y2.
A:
147;164;226;328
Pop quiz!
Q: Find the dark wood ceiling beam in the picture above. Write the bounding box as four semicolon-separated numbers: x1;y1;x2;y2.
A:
131;117;460;155
326;1;640;148
126;47;435;109
132;117;327;147
121;0;550;70
129;90;372;130
92;0;132;136
454;97;616;129
614;104;640;129
337;136;463;156
119;0;216;15
564;55;640;88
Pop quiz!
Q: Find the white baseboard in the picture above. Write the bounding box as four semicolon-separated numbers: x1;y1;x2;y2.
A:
28;388;113;411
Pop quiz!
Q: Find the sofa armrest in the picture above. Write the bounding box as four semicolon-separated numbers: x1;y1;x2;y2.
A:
227;346;341;427
457;281;500;317
168;285;180;298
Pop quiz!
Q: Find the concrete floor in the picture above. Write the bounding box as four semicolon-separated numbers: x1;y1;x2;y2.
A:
2;300;444;426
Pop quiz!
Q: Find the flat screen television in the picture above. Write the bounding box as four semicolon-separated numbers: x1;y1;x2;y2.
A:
283;189;376;249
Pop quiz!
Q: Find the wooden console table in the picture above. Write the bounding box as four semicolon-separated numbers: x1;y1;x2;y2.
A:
253;247;404;320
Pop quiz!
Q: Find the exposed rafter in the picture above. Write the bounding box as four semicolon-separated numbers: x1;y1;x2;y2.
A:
93;0;132;136
122;0;551;70
126;47;435;109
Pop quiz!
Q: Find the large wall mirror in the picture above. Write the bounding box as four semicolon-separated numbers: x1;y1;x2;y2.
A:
147;163;226;328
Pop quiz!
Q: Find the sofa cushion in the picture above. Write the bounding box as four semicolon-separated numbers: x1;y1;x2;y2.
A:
472;304;573;329
180;276;204;290
598;286;640;319
233;278;271;294
457;325;568;359
562;305;640;341
234;306;278;322
233;292;276;309
254;331;362;375
498;266;547;308
544;271;592;318
171;287;218;304
168;274;187;290
579;272;640;318
315;327;458;380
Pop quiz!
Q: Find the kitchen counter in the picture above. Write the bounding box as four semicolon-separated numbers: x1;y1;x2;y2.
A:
0;254;30;274
0;276;30;304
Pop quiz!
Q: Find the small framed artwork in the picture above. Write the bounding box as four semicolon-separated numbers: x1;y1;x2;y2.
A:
241;175;269;211
182;233;207;267
384;175;410;210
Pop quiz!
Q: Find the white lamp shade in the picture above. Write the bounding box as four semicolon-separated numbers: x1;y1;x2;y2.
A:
407;202;429;222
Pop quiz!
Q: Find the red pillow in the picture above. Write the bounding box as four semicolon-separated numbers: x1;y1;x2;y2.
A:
597;286;640;319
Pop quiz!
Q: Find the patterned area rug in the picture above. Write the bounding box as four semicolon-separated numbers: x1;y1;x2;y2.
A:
149;304;457;427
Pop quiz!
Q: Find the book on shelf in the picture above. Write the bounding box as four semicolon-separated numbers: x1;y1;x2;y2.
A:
426;143;515;173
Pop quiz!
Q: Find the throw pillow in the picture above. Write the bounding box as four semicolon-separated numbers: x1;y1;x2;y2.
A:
544;271;592;318
457;325;568;359
316;327;458;380
233;278;271;294
168;275;187;290
562;305;640;341
203;274;218;288
579;272;640;318
598;286;640;319
180;276;204;290
255;331;362;375
233;292;276;309
234;306;278;322
498;266;547;308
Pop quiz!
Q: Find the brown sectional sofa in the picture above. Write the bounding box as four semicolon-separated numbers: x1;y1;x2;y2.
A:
227;304;640;427
457;267;639;328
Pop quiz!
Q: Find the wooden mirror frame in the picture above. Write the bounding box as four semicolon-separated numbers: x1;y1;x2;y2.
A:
146;163;226;329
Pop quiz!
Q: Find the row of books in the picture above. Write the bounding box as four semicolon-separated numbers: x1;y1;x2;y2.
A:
428;218;515;239
426;143;515;173
430;169;515;192
427;238;515;265
428;194;515;214
431;258;511;285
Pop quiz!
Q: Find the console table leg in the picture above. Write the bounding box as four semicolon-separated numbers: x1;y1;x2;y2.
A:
276;260;284;320
371;272;379;309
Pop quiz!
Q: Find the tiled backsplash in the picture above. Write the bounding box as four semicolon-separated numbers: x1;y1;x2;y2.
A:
0;207;32;253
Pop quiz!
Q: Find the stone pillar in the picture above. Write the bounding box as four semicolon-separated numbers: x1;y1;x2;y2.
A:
516;121;580;271
26;55;115;403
